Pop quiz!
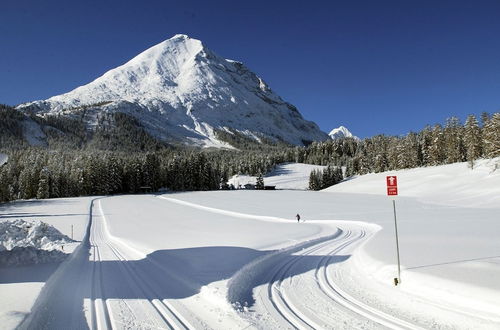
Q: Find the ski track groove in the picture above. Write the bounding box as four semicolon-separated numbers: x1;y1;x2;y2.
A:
262;225;427;330
264;230;353;329
315;230;426;330
94;200;193;330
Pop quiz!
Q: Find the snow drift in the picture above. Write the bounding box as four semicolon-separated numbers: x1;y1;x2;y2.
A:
0;219;74;266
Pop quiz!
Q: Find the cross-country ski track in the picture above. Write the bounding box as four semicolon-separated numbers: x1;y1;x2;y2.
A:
17;193;500;329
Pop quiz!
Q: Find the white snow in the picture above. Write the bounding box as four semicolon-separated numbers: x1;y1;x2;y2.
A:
0;219;73;253
18;34;328;147
21;119;47;147
1;159;499;329
0;153;8;166
0;197;93;329
0;219;74;266
329;125;359;140
228;162;326;190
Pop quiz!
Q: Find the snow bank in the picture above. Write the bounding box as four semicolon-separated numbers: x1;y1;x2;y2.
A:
0;219;74;266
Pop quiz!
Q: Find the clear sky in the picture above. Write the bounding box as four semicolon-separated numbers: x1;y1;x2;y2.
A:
1;0;500;138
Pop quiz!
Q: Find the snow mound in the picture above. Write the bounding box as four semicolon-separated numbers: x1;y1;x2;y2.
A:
0;219;75;266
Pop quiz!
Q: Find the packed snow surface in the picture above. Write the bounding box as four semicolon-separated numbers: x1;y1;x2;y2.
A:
18;34;328;147
1;159;499;329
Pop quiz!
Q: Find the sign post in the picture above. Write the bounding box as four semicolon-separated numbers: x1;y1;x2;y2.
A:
386;176;401;285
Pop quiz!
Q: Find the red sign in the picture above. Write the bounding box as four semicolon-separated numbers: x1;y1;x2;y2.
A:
386;176;398;196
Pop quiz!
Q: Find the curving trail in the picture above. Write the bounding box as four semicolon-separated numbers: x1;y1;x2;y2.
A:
19;194;494;329
241;224;425;329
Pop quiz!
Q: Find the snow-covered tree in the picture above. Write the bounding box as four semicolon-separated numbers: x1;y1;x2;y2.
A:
464;114;482;167
483;112;500;158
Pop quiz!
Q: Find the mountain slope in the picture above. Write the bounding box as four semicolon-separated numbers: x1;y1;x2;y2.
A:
18;34;328;147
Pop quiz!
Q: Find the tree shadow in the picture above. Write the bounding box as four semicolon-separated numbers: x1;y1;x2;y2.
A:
17;245;351;329
94;246;351;304
0;262;61;283
267;166;293;177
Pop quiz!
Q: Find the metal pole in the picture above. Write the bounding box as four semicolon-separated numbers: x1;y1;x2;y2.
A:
71;225;74;240
393;199;401;284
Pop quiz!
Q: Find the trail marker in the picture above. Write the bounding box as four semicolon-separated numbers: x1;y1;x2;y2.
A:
386;175;398;196
387;176;401;285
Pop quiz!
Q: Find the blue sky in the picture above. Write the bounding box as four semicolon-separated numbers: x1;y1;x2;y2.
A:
1;0;500;138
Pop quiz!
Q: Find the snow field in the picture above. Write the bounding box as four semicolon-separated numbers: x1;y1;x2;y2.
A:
0;160;499;329
228;162;327;190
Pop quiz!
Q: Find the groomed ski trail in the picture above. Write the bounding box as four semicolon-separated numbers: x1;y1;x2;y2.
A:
20;199;199;330
158;195;423;329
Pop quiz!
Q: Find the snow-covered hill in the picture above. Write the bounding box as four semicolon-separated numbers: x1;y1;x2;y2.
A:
18;34;328;147
325;157;500;208
328;125;359;140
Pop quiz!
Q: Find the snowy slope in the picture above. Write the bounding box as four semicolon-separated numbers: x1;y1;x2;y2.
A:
325;157;500;208
228;162;326;190
18;34;328;147
328;125;359;140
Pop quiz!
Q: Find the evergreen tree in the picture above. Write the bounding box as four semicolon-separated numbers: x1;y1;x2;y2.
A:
444;117;465;163
428;124;445;165
483;112;500;158
256;173;264;190
37;167;51;199
308;169;321;191
464;114;482;168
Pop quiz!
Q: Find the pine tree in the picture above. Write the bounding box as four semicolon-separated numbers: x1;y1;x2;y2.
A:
256;173;264;190
483;112;500;158
37;167;51;199
444;117;465;163
464;114;482;168
428;124;445;165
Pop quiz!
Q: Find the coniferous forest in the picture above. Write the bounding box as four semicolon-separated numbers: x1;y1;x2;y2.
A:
0;103;499;201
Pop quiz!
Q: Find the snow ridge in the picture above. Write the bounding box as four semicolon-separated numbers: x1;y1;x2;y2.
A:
18;34;328;147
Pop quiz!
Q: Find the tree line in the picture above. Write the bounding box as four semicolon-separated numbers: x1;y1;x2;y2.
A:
0;106;498;202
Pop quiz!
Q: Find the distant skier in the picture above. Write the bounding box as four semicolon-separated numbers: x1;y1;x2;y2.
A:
296;213;301;223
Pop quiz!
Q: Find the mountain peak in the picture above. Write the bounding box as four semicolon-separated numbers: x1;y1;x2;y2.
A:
18;35;329;147
329;126;359;140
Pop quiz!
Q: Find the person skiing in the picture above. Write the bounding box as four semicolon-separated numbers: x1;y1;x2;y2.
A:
296;213;301;223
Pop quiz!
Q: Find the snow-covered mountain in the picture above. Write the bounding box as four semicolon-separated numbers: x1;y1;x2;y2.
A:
18;34;328;147
328;126;359;140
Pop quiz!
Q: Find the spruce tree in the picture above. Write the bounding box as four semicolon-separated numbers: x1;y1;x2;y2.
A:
483;112;500;158
37;167;51;199
256;173;264;190
464;114;482;168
